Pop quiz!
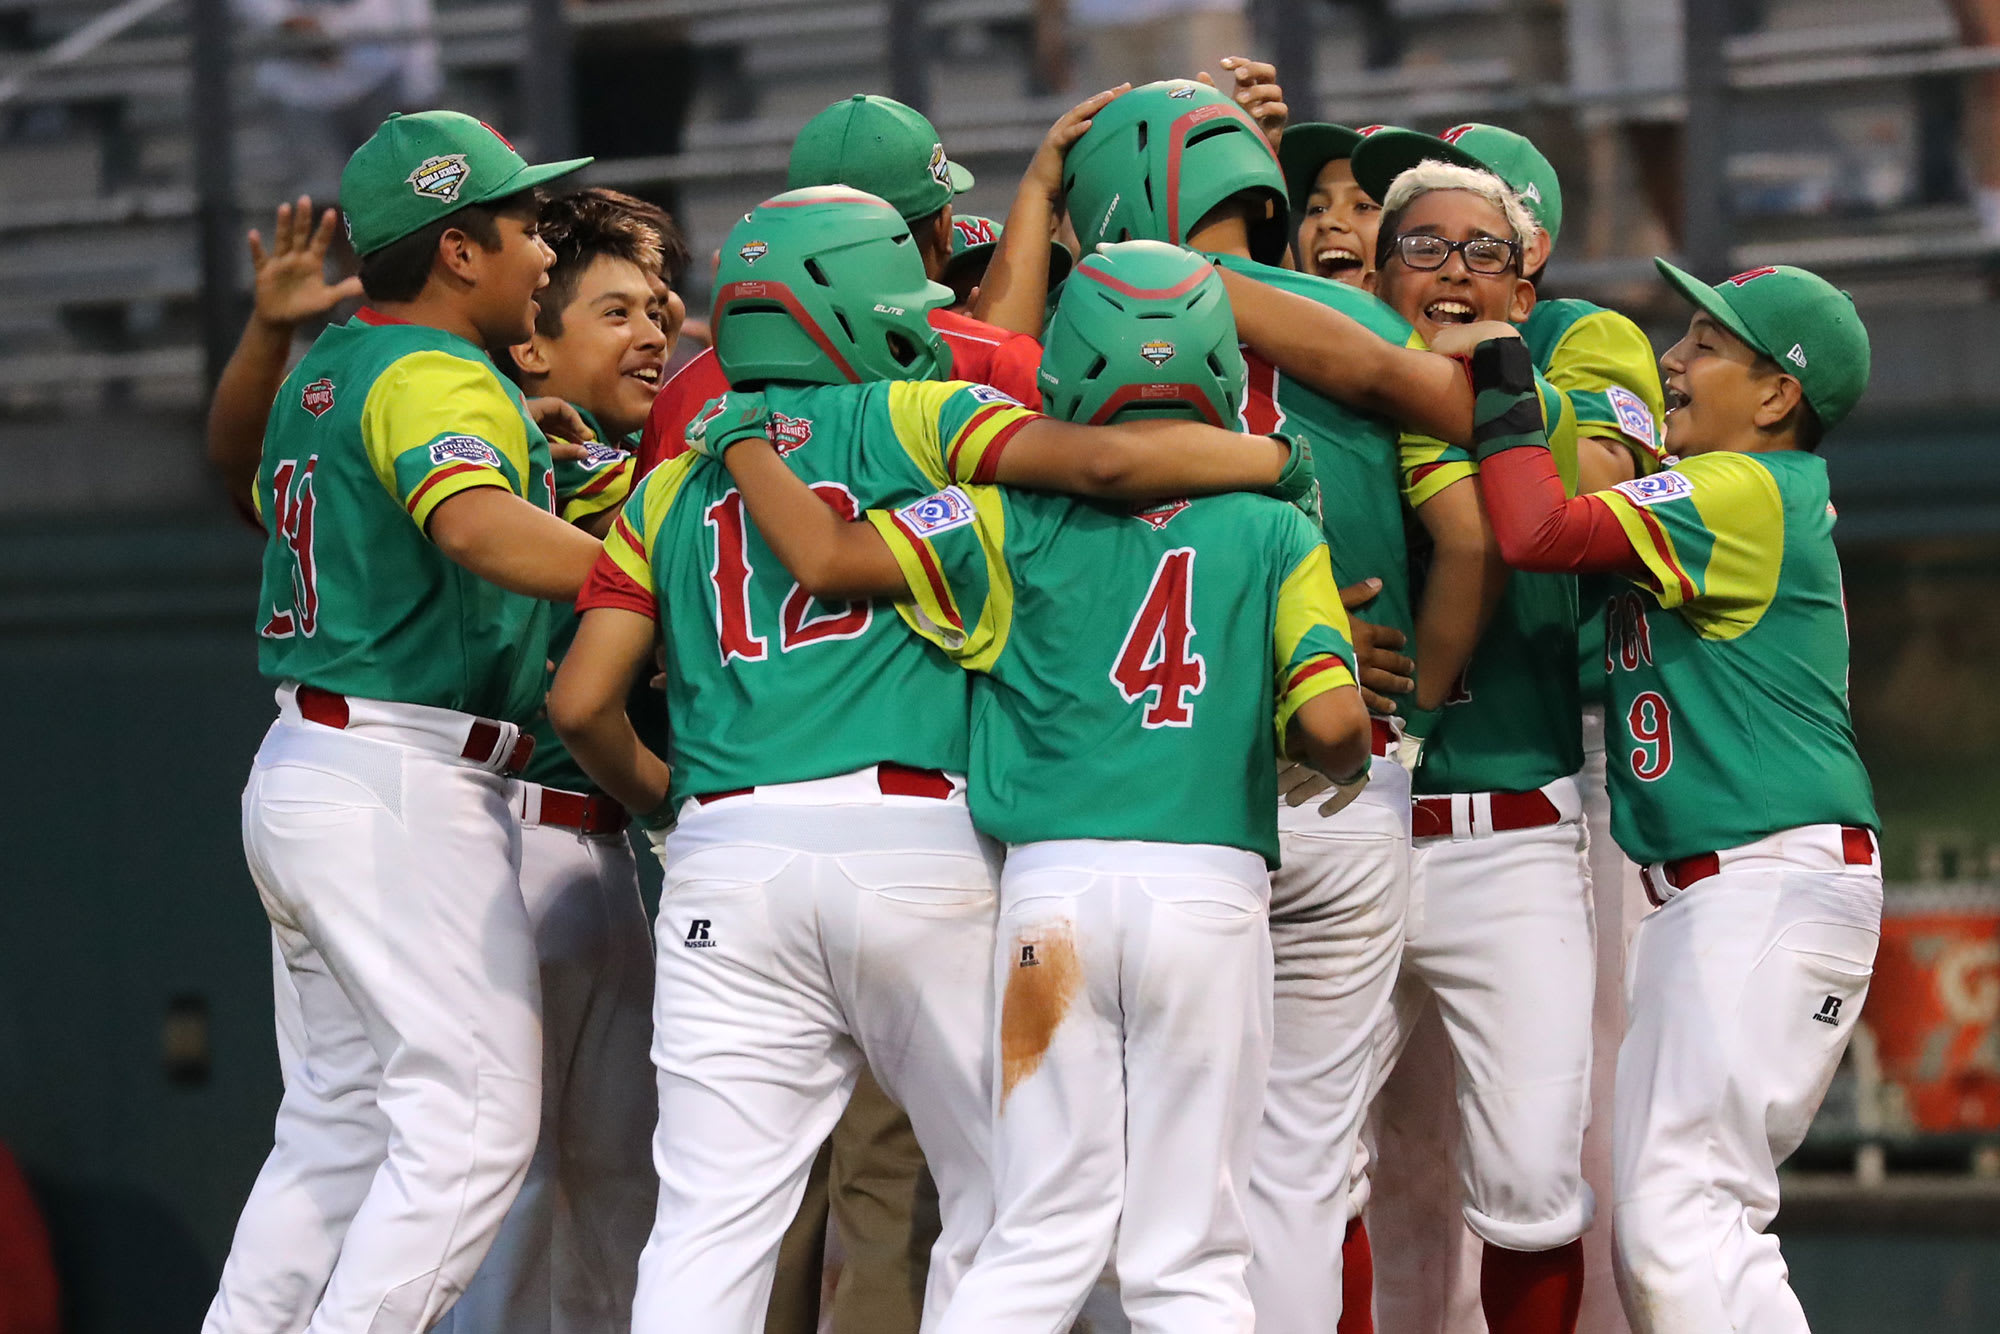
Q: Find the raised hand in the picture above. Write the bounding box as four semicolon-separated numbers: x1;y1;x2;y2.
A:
246;196;363;329
1197;58;1288;151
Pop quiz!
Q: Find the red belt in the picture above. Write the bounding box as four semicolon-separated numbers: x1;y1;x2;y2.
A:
533;787;631;836
694;762;956;807
1370;716;1396;758
1410;788;1562;841
1642;825;1876;906
295;684;537;777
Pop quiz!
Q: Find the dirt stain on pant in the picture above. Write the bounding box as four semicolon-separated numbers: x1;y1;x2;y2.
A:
1001;920;1082;1105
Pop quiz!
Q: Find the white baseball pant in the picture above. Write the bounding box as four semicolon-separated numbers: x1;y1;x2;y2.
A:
629;778;1000;1334
937;839;1274;1334
1379;774;1597;1253
1613;828;1881;1334
1579;706;1645;1334
437;790;657;1334
1247;747;1411;1334
205;689;542;1334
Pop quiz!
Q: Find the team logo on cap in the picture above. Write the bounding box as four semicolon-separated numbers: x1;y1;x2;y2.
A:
928;143;952;189
738;240;769;265
1168;83;1198;99
300;377;335;418
1442;125;1475;143
1724;267;1779;286
1357;124;1388;136
407;154;470;203
1140;339;1175;368
953;217;998;246
768;413;814;455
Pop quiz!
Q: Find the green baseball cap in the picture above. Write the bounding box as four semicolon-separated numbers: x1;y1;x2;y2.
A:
1278;122;1396;213
1654;259;1871;431
339;110;592;256
942;214;1074;291
787;94;973;223
1350;123;1563;243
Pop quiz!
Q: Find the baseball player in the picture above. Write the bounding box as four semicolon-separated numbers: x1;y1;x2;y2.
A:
545;187;1311;1333
1463;260;1878;1334
631;91;1114;474
693;238;1371;1334
435;188;678;1334
1058;79;1568;1331
200;184;675;1334
1350;125;1671;1333
205;111;598;1334
1280;122;1396;287
938;213;1074;312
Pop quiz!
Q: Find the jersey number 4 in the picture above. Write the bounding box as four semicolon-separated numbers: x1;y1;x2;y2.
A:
705;486;871;663
1111;548;1206;728
261;456;320;640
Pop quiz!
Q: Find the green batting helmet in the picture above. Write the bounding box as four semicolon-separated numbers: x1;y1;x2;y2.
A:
712;186;952;388
1038;240;1245;427
1062;80;1288;266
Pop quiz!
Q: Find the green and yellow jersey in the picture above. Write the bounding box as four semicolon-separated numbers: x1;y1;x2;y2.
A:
870;485;1357;867
1208;254;1425;686
254;310;558;722
1520;299;1671;708
578;379;1039;805
1402;381;1584;795
522;408;640;795
1595;452;1877;864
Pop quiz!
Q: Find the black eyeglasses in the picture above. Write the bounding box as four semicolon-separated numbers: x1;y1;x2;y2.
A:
1391;232;1520;276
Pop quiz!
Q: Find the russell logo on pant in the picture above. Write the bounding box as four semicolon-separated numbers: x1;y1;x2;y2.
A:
684;919;716;949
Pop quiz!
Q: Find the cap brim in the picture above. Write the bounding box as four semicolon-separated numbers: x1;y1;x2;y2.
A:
1349;128;1482;204
1654;258;1765;357
920;279;957;311
946;161;974;193
1279;124;1364;211
480;156;595;203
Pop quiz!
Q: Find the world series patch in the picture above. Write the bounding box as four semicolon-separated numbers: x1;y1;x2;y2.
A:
1605;385;1657;451
1613;470;1693;507
407;154;470;203
429;435;504;468
895;486;977;537
300;377;335;418
966;384;1020;406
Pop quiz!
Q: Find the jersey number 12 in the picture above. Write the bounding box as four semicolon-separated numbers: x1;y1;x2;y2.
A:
705;486;872;663
1111;547;1206;728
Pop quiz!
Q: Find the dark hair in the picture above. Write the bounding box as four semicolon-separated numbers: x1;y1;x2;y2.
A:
530;188;674;338
357;189;539;303
909;204;951;265
1753;353;1826;451
568;187;691;285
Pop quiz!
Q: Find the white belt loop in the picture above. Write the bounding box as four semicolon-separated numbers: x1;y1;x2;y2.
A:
1450;792;1476;841
517;781;545;828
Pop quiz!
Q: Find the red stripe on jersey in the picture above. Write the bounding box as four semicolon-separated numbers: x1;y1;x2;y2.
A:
576;550;659;618
1631;504;1697;603
572;458;632;499
610;511;646;557
947;403;1010;479
970;414;1035;484
887;511;964;631
406;462;497;515
1286;655;1348;695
